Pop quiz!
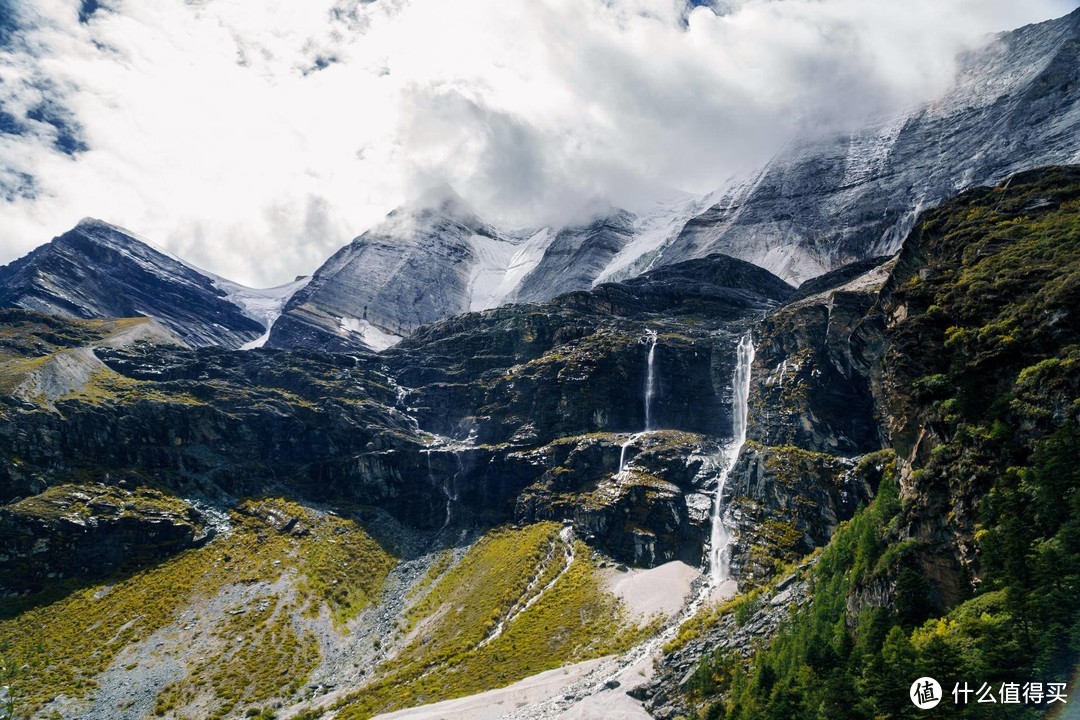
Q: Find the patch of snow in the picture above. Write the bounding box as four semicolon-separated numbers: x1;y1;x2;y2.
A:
466;234;521;312
838;113;910;190
593;194;703;286
215;276;310;349
338;316;401;351
466;228;556;311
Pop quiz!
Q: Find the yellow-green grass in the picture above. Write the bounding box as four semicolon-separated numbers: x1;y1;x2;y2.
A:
0;498;394;718
401;523;562;652
153;596;320;720
299;513;398;627
406;549;456;600
301;523;653;720
0;354;50;396
8;482;192;521
59;368;206;407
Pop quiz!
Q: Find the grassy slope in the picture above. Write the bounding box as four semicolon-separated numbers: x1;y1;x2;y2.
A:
0;499;395;720
299;522;654;720
0;508;646;720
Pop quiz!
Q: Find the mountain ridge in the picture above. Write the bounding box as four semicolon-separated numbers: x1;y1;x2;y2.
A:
4;9;1079;353
0;219;308;350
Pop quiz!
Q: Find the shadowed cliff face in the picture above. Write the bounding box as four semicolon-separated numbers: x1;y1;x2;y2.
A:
0;253;799;571
0;483;213;596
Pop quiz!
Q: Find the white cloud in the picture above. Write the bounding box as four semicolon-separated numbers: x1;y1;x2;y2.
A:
0;0;1075;285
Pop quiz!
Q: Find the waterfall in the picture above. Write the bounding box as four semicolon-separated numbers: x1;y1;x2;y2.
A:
618;330;659;476
618;437;633;473
643;330;658;431
447;450;464;527
708;334;755;586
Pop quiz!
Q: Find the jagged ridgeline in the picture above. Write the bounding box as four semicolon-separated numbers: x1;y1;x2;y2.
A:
0;166;1076;720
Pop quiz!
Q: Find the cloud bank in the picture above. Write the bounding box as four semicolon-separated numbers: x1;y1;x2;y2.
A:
0;0;1075;285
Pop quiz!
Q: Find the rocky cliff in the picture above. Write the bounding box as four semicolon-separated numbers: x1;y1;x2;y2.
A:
0;169;1077;720
0;251;804;573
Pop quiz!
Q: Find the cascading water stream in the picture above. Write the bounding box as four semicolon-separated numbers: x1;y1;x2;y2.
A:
708;334;755;586
425;449;452;531
502;335;758;720
618;437;634;473
619;330;659;475
643;329;658;432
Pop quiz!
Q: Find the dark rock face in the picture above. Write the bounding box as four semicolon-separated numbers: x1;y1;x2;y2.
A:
724;444;882;583
0;219;265;348
376;254;795;563
511;431;715;567
0;484;210;595
0;334;443;526
647;9;1080;284
747;255;893;456
386;253;794;446
0;254;800;569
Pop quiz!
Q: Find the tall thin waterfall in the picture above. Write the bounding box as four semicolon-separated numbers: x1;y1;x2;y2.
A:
644;330;658;431
708;334;755;586
619;330;659;474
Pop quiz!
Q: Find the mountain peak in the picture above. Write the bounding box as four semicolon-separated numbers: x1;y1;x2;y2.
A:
391;183;483;225
68;217;176;259
0;221;267;348
74;217;142;239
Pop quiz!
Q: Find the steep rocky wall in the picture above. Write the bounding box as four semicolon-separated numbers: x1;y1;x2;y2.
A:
0;483;212;595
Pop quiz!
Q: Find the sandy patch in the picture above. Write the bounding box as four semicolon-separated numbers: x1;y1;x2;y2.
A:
371;657;610;720
553;652;654;720
601;561;700;620
705;578;739;606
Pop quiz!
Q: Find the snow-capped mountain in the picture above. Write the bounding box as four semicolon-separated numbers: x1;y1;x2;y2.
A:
0;219;305;349
4;10;1078;353
265;187;706;352
268;9;1080;351
265;187;655;352
509;209;636;304
631;7;1080;285
266;186;514;352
